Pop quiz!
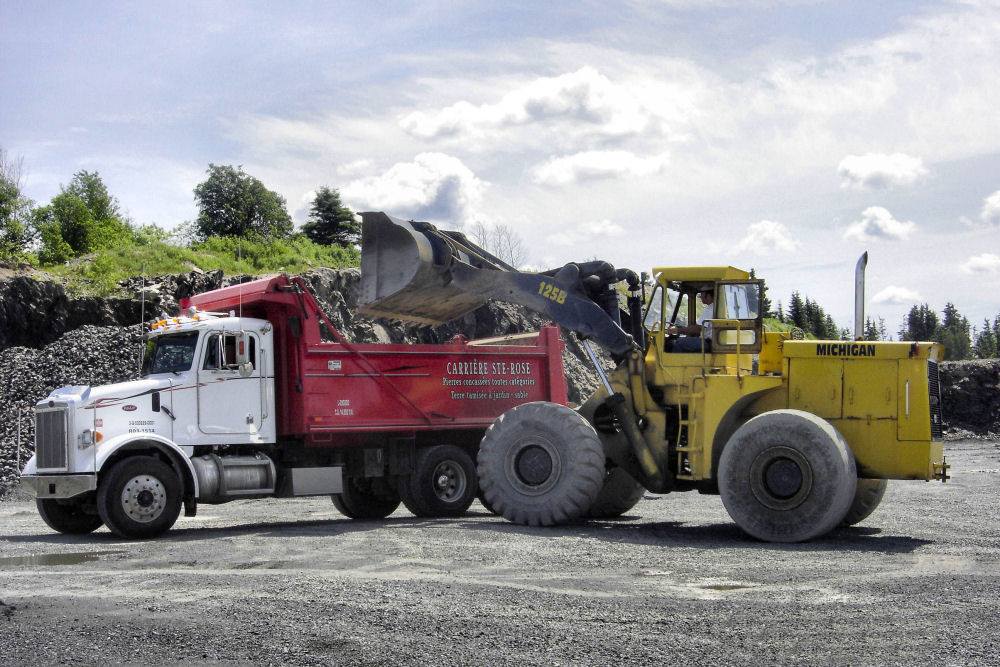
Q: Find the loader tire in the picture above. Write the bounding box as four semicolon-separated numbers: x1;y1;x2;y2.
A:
36;497;104;535
332;477;401;520
841;478;888;527
478;402;605;527
718;410;856;543
477;491;498;515
399;445;477;518
97;456;182;539
585;467;646;518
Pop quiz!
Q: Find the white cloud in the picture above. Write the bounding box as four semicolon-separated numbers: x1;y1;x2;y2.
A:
550;218;627;246
340;153;486;228
733;220;799;254
336;159;374;177
961;253;1000;274
532;150;670;186
837;153;927;190
400;67;653;141
843;206;916;242
872;285;922;305
982;190;1000;226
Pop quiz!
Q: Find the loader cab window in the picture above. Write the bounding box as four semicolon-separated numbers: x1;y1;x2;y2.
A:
203;332;256;371
643;284;663;331
712;281;764;352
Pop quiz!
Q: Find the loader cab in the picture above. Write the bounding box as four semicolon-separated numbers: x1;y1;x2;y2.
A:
644;267;764;369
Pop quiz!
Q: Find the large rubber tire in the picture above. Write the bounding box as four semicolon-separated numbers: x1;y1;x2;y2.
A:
585;467;646;518
97;456;183;539
36;497;104;535
332;477;401;520
718;410;857;543
841;478;888;527
477;402;605;527
399;445;478;518
477;491;498;515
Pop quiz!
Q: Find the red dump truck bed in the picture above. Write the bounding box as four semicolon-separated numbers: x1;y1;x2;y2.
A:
181;275;568;445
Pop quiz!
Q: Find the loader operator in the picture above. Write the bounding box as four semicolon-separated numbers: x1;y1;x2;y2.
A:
667;288;714;353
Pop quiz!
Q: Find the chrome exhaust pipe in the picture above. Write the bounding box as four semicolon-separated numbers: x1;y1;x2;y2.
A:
854;251;868;340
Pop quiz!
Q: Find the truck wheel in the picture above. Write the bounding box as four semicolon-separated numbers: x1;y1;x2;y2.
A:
585;467;646;519
332;478;401;520
36;497;104;535
97;456;183;540
478;402;605;527
399;445;478;518
718;410;856;543
841;479;888;526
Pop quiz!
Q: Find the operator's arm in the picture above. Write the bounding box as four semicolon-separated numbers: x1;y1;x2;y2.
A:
668;323;702;336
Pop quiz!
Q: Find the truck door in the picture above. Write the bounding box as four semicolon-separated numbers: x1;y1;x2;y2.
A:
197;331;263;435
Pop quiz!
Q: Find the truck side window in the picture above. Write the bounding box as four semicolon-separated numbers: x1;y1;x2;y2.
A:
203;333;256;371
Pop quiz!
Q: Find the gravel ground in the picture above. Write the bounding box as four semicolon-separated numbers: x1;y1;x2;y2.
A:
1;438;998;666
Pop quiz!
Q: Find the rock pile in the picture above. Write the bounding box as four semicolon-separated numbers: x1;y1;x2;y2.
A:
940;360;1000;436
0;326;144;497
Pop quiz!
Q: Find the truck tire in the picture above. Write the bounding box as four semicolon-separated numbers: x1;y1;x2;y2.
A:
36;497;104;535
399;445;477;518
97;456;183;539
477;491;498;515
718;410;857;543
478;402;605;527
841;478;888;526
332;478;401;520
585;467;646;519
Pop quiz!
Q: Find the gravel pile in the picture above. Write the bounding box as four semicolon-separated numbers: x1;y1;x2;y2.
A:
0;325;144;498
940;359;1000;435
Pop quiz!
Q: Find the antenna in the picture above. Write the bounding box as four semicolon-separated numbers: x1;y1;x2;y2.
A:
138;264;146;373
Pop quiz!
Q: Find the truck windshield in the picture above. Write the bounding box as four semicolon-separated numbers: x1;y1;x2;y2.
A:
142;332;199;375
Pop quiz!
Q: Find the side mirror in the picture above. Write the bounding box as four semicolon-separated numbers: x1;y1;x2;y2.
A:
236;332;253;377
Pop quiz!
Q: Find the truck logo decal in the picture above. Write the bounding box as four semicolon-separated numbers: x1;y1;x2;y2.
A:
122;404;137;411
815;343;877;357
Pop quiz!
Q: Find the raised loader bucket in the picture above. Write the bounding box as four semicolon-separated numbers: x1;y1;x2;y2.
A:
358;211;496;325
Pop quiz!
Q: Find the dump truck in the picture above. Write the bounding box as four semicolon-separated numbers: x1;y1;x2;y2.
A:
358;211;948;542
19;274;568;538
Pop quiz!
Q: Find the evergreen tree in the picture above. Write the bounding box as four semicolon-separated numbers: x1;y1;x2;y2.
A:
301;187;359;246
973;318;997;359
937;302;972;360
863;317;880;341
775;300;784;323
787;292;806;330
822;314;838;339
899;304;939;341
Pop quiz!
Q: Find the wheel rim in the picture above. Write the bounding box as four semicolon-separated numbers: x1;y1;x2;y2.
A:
504;436;562;496
748;446;813;511
431;460;467;503
120;475;167;523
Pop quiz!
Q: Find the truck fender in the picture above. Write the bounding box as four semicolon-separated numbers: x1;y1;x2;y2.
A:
96;433;199;498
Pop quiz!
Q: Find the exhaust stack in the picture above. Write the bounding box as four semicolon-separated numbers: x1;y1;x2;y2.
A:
854;251;868;340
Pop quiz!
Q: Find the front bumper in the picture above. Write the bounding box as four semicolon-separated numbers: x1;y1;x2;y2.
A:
20;474;97;499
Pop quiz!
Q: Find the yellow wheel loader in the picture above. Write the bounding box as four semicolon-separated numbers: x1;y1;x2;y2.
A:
358;212;948;542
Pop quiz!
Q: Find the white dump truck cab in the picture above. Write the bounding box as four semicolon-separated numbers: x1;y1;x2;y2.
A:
19;310;280;538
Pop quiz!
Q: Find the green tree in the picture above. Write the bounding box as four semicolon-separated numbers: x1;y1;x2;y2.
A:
774;300;784;323
0;148;36;259
787;292;806;329
40;171;133;257
301;187;359;246
973;318;997;359
863;317;880;341
899;304;939;341
937;302;971;360
193;164;292;240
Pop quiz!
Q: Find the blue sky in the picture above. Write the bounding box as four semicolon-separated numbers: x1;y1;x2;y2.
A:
3;0;999;331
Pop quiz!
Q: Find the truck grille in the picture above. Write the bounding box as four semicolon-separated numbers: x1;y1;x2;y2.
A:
928;361;943;440
35;409;69;471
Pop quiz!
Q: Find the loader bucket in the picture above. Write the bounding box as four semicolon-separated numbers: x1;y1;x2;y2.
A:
358;212;489;325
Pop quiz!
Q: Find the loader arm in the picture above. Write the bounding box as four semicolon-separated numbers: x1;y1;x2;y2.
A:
358;211;641;357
